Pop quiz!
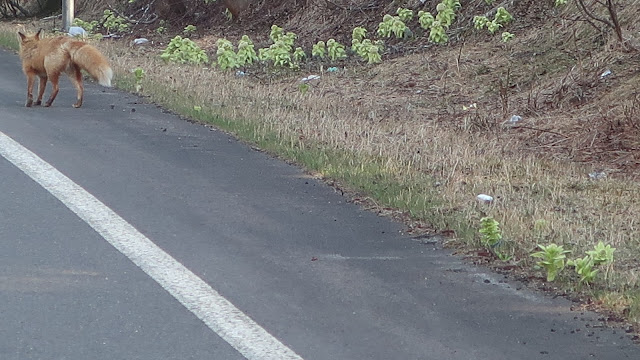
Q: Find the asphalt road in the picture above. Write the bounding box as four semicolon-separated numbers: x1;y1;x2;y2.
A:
0;47;637;360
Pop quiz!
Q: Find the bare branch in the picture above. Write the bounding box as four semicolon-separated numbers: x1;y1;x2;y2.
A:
575;0;615;30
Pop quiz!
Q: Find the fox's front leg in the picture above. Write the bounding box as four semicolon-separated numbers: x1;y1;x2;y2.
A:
25;73;35;107
35;75;47;106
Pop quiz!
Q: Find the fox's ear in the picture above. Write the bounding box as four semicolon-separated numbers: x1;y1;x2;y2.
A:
17;31;26;42
35;28;43;39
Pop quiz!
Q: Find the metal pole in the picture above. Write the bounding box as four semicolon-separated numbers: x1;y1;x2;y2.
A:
61;0;74;32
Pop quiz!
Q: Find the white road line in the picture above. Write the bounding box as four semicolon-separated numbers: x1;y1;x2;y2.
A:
0;130;304;360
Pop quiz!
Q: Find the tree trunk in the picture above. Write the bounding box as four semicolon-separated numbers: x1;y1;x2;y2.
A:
222;0;252;18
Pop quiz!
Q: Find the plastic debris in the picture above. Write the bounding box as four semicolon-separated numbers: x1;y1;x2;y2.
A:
505;115;522;126
477;194;494;204
301;74;320;82
236;70;247;77
68;26;87;37
327;67;339;73
133;38;149;45
600;69;612;79
462;103;477;111
588;171;607;180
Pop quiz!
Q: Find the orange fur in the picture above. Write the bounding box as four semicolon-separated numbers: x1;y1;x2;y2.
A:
18;30;113;108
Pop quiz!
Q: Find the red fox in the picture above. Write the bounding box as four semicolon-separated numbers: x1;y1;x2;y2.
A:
18;29;113;108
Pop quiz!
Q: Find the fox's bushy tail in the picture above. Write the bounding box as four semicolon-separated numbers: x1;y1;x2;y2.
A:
70;43;113;87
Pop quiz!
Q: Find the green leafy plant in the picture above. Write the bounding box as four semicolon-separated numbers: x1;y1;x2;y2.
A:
566;242;616;284
494;7;513;25
417;0;460;44
479;216;511;260
260;42;290;67
216;38;239;69
352;26;367;42
531;244;571;282
479;216;502;248
351;26;383;64
183;24;197;36
102;10;130;34
418;11;435;29
327;39;347;61
298;82;310;94
474;7;513;36
586;241;616;265
352;39;383;64
160;35;209;65
312;41;326;59
237;35;258;66
396;7;414;22
377;14;408;39
156;20;167;34
429;21;448;43
267;41;293;67
377;14;394;38
501;31;515;42
569;255;599;284
435;2;456;28
132;67;145;93
269;24;284;42
259;27;298;68
487;20;502;34
293;47;306;63
72;18;99;33
474;15;489;30
442;0;461;10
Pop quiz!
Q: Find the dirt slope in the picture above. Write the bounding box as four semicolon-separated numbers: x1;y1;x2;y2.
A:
104;0;640;177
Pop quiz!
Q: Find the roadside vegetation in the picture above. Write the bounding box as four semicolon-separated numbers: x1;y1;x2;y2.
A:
1;0;639;335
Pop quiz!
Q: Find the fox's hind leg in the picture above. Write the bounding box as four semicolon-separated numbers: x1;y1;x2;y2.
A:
34;75;47;106
44;72;60;107
67;64;84;108
43;54;67;107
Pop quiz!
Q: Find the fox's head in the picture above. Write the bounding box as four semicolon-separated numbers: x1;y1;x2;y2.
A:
17;28;43;47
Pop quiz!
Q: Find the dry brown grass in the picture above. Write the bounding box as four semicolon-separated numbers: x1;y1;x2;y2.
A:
2;0;639;327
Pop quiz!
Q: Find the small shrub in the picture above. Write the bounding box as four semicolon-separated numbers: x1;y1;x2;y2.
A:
72;18;99;33
102;10;130;34
326;39;347;61
237;35;258;66
216;38;239;69
586;241;616;265
132;67;145;92
183;25;197;36
312;41;327;59
160;36;209;65
396;7;414;22
377;14;408;39
531;244;571;282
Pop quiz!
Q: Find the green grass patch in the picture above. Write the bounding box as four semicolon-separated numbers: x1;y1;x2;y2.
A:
0;29;19;51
